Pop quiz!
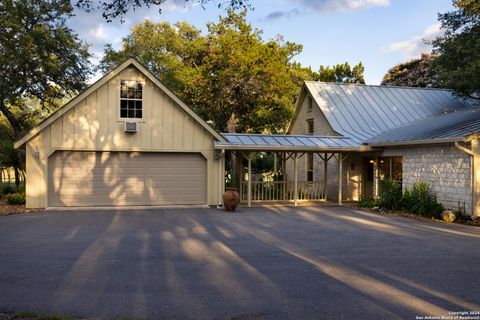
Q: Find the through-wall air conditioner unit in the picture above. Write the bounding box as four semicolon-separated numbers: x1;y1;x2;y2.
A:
124;122;138;133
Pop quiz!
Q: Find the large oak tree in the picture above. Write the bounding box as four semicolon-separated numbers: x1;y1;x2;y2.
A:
432;0;480;99
382;53;439;88
314;62;365;84
0;0;91;140
0;0;91;189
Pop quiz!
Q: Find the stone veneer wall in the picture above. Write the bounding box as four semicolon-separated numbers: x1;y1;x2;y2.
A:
381;144;472;214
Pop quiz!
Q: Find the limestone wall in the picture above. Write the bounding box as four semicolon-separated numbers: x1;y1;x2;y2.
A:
381;144;472;214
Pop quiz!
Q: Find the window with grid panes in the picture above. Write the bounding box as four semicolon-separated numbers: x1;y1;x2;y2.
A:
120;80;143;119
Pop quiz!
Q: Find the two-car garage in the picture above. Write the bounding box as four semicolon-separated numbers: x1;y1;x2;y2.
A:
16;59;225;209
48;151;208;207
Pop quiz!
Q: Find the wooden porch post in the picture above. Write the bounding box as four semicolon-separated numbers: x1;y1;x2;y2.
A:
219;149;224;206
247;153;252;207
324;153;328;201
273;153;277;175
282;152;287;201
373;157;380;198
338;153;343;205
389;157;393;179
294;153;298;206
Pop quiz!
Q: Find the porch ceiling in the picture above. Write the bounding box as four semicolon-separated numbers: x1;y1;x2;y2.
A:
215;133;370;152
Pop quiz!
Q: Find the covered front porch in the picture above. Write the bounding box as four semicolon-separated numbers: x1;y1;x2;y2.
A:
215;133;374;206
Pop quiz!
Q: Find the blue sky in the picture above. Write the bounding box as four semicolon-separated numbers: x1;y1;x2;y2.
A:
68;0;455;84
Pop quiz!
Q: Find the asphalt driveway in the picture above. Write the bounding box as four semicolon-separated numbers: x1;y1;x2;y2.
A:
0;206;479;320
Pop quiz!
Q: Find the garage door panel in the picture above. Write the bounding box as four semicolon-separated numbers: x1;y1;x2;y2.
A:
89;168;147;175
48;151;207;207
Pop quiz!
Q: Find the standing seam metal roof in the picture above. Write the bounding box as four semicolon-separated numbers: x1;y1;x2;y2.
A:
216;133;360;149
366;107;480;144
305;82;471;144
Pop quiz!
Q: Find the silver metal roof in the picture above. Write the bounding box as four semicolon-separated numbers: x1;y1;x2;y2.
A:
305;82;472;144
215;133;363;151
366;107;480;145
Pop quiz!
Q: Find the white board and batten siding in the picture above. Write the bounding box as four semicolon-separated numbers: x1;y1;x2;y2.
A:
26;66;223;208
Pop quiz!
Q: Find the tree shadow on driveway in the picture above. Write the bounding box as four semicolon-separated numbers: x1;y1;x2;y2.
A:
0;206;479;319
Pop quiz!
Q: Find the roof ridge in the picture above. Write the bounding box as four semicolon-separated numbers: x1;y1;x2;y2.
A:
304;81;454;92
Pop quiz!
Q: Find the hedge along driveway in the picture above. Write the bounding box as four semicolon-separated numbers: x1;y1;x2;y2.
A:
0;206;479;320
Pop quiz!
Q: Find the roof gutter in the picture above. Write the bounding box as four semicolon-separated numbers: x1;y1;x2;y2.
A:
213;144;373;153
365;137;462;147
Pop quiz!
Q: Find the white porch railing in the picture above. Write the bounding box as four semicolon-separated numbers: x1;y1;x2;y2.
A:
240;181;325;202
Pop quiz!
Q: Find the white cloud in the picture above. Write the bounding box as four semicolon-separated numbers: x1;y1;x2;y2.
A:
292;0;390;13
381;23;442;58
89;24;108;41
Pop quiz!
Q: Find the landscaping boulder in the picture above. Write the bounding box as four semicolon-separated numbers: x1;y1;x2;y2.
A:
441;210;456;223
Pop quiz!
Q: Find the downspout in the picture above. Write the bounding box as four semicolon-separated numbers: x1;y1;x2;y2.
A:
455;141;474;215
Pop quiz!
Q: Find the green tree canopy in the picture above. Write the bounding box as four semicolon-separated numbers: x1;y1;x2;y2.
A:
101;10;310;133
0;0;91;139
314;62;365;84
432;0;480;99
381;53;440;88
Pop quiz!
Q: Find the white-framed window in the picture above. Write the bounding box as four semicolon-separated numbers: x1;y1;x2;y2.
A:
120;80;143;119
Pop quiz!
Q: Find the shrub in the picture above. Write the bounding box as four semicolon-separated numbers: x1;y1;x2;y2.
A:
454;211;473;222
401;188;414;210
359;196;377;208
407;182;444;218
2;184;14;195
379;179;402;210
6;192;25;205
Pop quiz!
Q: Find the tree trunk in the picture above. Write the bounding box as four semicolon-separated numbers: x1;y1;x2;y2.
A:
0;101;22;139
227;112;242;188
14;166;19;192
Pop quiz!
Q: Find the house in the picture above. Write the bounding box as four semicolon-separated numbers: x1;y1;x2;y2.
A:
15;59;480;218
284;81;479;216
14;58;226;208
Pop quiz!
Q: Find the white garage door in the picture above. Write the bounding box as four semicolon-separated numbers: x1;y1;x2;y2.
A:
48;151;207;207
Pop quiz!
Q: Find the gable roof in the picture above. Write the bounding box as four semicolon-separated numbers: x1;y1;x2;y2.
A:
14;58;225;148
367;107;480;146
290;81;472;145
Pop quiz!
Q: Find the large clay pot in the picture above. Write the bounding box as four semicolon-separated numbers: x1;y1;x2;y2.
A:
223;188;240;211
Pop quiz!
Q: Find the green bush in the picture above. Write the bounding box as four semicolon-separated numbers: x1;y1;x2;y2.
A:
359;196;377;208
6;192;25;205
404;182;444;218
2;184;15;195
379;179;402;210
401;188;414;210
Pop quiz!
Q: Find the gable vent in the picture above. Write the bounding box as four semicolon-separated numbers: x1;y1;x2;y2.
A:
124;122;138;133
